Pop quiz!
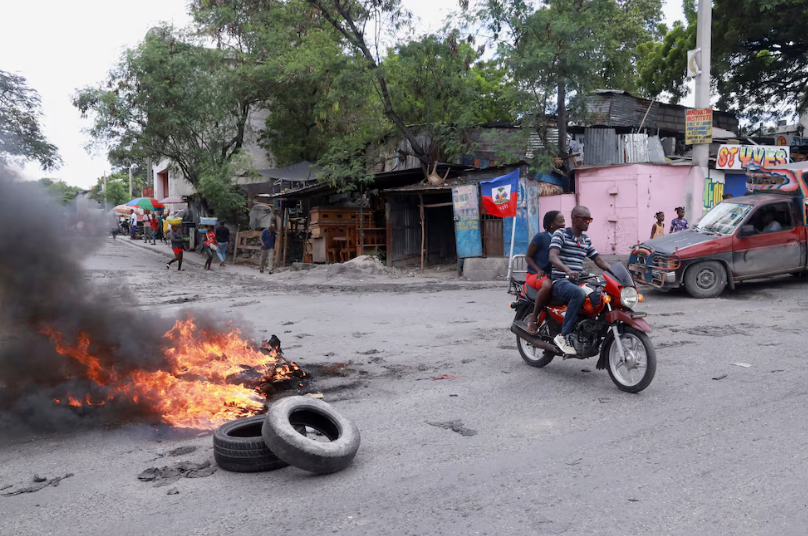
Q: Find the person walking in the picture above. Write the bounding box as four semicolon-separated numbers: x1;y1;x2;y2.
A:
203;226;217;270
167;225;184;271
215;221;230;267
156;212;165;244
669;207;689;233
260;225;276;274
147;213;158;245
129;211;138;239
650;211;665;239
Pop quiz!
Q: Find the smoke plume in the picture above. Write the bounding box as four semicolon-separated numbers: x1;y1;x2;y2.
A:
0;168;172;433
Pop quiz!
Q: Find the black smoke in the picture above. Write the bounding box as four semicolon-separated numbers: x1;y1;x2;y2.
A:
0;169;173;434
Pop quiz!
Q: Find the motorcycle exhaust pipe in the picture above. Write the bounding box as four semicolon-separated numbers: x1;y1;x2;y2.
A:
510;322;558;353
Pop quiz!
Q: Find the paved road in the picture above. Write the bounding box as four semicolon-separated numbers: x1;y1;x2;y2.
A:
2;242;808;535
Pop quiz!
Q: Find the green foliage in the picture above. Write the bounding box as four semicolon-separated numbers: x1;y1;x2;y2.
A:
196;155;254;220
73;25;262;187
713;0;808;117
0;70;61;170
39;178;81;204
88;170;145;207
636;0;696;103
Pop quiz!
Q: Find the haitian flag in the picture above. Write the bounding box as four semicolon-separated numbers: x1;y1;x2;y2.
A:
480;170;519;217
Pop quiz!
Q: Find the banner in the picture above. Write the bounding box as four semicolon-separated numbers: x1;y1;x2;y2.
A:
716;145;790;170
685;108;712;144
452;185;483;258
480;170;519;218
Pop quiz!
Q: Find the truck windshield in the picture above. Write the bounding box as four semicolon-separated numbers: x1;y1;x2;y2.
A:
695;203;753;235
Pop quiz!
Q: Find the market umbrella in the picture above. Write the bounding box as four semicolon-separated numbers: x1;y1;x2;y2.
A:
159;195;185;204
125;197;165;211
112;205;135;214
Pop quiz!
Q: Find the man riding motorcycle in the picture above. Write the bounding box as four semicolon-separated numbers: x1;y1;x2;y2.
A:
549;205;613;355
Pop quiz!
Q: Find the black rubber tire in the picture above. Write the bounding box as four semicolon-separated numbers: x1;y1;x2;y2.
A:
684;261;727;298
516;335;554;368
604;327;657;394
213;415;290;473
262;396;360;475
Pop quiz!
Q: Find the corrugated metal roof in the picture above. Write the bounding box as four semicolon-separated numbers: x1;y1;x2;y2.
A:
584;128;619;165
583;93;659;128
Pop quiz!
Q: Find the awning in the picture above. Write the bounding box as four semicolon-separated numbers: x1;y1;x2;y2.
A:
255;161;323;182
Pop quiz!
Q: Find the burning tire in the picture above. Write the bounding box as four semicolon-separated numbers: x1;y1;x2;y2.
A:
213;415;294;473
262;396;360;475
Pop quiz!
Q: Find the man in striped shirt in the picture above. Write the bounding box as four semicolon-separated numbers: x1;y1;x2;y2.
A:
548;206;612;355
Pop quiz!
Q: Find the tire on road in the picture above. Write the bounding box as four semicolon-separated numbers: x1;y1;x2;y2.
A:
213;414;292;473
262;396;360;475
684;261;727;298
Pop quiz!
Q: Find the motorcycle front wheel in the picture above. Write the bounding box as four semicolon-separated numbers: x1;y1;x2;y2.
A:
605;326;656;393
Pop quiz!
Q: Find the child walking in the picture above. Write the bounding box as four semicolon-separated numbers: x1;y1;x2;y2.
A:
651;211;665;239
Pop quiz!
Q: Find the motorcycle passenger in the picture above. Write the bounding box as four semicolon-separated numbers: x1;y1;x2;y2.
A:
548;206;613;355
525;210;565;334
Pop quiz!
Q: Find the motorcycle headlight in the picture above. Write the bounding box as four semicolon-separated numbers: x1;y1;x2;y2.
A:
620;287;639;309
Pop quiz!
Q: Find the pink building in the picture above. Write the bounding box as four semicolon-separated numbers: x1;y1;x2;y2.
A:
538;164;705;256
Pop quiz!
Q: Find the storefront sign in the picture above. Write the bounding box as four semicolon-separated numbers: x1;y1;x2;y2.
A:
776;135;808;147
685;108;712;144
452;185;483;258
716;145;790;170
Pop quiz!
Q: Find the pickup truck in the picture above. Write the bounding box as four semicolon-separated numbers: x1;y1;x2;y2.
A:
629;162;808;298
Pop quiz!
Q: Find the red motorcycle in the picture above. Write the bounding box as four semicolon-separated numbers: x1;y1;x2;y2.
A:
509;263;656;393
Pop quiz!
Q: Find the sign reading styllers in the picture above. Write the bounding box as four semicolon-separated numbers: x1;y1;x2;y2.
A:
716;145;790;171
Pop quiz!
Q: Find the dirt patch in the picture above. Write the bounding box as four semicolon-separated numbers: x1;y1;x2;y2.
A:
137;460;216;487
670;324;755;337
656;340;695;349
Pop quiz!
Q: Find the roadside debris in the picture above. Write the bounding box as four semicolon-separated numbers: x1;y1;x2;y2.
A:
357;349;381;355
167;487;180;495
168;446;198;457
137;460;216;487
732;363;752;368
2;473;74;497
416;375;457;381
427;420;477;437
712;374;728;381
304;392;325;399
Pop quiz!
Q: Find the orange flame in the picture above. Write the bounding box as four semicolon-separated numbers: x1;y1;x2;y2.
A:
43;317;302;429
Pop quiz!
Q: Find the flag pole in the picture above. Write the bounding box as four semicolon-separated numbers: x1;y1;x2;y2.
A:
507;214;517;280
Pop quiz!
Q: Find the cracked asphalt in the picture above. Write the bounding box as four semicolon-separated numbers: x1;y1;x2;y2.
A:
2;240;808;535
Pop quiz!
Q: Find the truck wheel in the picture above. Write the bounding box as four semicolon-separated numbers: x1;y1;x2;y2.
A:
684;261;727;298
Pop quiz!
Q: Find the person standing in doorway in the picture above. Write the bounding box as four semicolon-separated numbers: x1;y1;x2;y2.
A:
260;225;276;274
669;207;689;233
167;225;184;270
650;211;665;239
215;221;230;267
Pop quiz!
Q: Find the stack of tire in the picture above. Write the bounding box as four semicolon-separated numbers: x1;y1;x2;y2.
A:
213;396;360;475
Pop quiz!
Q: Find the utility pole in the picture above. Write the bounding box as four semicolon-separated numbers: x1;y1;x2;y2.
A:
103;173;108;213
128;165;133;197
690;0;712;221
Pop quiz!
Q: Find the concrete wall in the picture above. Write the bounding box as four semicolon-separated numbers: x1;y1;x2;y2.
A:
537;194;578;233
574;165;700;255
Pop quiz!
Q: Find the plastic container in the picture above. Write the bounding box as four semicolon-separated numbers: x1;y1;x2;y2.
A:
166;217;182;226
199;217;218;226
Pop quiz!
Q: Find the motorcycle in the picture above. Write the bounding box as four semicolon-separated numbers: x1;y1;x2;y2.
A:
509;263;656;393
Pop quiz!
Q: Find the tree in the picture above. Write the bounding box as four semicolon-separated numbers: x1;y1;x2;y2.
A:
712;0;808;118
38;178;81;204
88;170;144;207
73;25;263;189
0;70;61;170
635;0;696;103
477;0;662;167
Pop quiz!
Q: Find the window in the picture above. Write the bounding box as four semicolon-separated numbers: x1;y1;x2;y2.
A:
748;202;794;234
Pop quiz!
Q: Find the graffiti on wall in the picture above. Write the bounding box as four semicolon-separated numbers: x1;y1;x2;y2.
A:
716;145;790;170
703;177;725;210
745;164;803;193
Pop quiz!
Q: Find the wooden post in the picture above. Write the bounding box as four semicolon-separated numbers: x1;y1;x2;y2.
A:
419;193;425;272
233;225;240;265
385;201;392;268
282;208;289;267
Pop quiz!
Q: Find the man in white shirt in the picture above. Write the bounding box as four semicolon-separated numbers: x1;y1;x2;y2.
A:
130;212;138;238
761;209;782;233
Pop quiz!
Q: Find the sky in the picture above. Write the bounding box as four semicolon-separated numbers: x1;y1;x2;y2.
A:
0;0;686;189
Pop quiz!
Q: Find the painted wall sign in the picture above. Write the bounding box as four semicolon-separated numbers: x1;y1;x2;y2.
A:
776;135;808;147
452;184;483;258
744;164;803;193
685;108;713;144
716;145;790;170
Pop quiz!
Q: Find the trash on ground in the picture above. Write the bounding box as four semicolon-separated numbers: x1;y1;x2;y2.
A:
304;392;324;399
732;363;752;368
712;374;728;381
416;374;458;381
426;420;477;437
2;473;74;497
137;460;216;487
167;487;180;495
168;446;198;457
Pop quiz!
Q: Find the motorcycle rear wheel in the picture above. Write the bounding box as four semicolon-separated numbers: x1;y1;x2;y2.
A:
517;335;554;368
605;327;656;393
